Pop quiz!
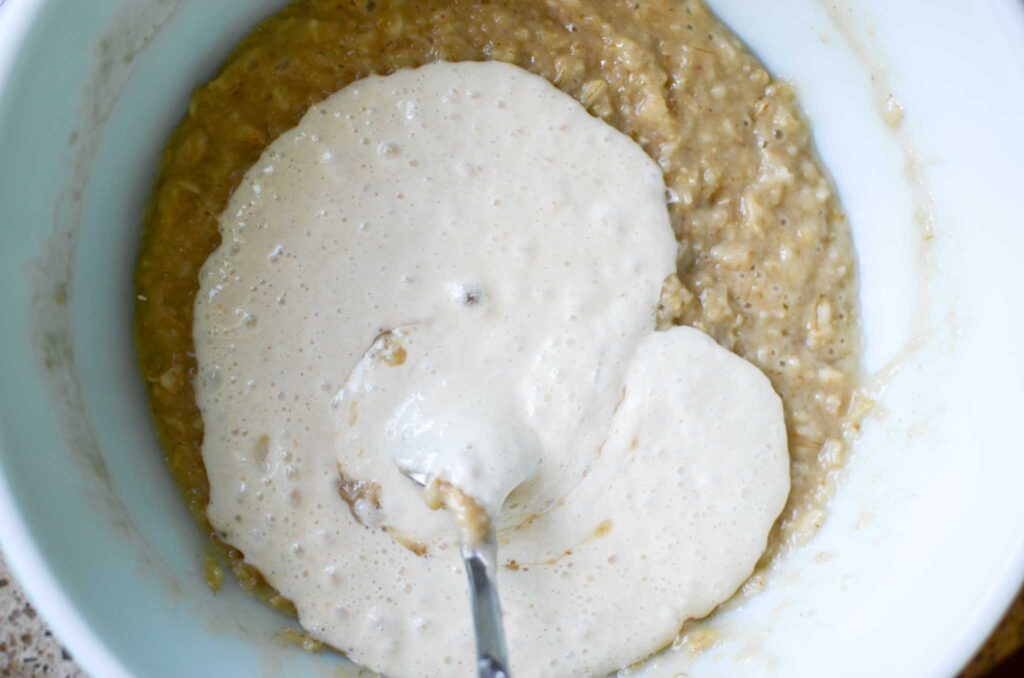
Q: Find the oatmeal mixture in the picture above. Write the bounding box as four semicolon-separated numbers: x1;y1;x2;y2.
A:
134;0;860;660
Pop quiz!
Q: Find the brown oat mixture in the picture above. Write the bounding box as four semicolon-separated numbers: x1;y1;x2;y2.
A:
135;0;861;620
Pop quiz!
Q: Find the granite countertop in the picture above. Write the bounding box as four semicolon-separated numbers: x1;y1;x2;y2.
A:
0;554;81;678
0;548;1020;676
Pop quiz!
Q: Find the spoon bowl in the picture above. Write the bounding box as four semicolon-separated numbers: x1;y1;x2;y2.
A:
401;471;512;678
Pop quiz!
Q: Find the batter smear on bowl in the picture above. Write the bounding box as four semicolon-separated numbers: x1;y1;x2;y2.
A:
134;1;862;675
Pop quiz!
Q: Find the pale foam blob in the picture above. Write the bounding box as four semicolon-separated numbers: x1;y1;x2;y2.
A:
193;61;789;677
339;324;543;517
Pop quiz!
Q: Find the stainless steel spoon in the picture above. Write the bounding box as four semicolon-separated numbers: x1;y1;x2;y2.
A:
403;471;511;678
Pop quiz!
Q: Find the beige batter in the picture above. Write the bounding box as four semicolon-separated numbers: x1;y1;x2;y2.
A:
193;62;790;676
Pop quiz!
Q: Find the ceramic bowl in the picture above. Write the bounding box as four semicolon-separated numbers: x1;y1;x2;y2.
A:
1;1;1023;676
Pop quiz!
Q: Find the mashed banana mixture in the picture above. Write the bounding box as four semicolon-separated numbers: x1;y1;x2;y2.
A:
135;0;860;669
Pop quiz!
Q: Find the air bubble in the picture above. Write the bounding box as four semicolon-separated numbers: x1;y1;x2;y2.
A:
234;308;258;328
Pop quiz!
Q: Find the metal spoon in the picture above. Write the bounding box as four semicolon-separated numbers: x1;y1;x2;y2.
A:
403;470;511;678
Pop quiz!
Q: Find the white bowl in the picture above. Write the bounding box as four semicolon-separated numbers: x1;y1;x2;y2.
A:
1;1;1023;676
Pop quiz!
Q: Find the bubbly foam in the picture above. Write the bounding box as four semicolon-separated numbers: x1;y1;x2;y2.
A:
194;61;789;677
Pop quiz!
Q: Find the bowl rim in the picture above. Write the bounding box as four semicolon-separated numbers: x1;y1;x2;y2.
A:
0;2;130;675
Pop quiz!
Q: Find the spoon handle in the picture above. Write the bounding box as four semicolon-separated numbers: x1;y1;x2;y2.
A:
463;535;511;678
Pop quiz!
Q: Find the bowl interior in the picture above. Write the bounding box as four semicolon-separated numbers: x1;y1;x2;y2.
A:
1;1;1024;677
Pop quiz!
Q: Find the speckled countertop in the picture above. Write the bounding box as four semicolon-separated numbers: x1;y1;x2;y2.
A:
0;554;81;678
0;547;1019;676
